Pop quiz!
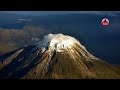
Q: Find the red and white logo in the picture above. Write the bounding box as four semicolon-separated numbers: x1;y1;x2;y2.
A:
101;18;109;26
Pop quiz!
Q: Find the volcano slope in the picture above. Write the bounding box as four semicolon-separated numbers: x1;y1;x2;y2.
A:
0;34;120;79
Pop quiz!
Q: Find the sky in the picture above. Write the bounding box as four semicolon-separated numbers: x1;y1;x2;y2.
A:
1;11;120;16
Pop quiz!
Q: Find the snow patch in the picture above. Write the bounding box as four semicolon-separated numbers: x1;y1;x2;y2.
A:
36;33;84;52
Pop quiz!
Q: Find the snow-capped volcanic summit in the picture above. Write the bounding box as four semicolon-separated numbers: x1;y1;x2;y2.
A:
43;33;80;52
0;34;120;79
37;34;96;58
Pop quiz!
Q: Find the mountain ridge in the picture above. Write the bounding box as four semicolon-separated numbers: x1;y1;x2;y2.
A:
0;34;120;79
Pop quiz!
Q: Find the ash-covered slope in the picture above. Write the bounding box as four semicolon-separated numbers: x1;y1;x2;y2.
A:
0;34;120;79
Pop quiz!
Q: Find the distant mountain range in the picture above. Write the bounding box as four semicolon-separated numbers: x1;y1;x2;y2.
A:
0;26;50;55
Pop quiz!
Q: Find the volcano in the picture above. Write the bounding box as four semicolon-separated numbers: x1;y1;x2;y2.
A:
0;34;120;79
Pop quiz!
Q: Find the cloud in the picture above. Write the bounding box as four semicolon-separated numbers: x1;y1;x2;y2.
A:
36;33;86;52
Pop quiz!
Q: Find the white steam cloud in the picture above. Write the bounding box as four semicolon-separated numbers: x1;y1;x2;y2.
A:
37;33;86;52
35;33;98;59
43;33;80;45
